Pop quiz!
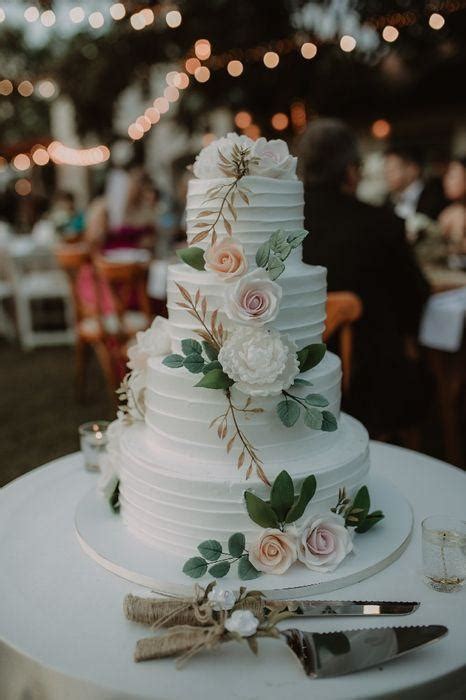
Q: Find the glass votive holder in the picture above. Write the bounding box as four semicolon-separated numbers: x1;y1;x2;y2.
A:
79;421;110;471
422;515;466;593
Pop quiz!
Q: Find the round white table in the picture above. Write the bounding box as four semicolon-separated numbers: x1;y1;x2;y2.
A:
0;443;465;700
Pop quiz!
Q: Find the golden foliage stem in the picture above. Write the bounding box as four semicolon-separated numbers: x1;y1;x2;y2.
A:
226;389;271;486
201;178;241;244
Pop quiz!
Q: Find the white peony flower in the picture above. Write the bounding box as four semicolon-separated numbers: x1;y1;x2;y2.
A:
218;327;299;397
126;370;146;420
127;316;171;371
207;586;236;611
224;269;282;326
297;513;354;573
249;138;297;179
224;609;259;637
248;528;298;575
192;133;255;179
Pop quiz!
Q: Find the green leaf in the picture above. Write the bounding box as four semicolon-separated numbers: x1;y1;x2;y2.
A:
228;532;245;558
293;378;313;387
303;406;323;430
287;230;308;248
276;399;300;427
183;557;208;579
255;241;270;268
346;486;370;528
202;341;218;361
183;353;205;374
177;246;205;271
162;354;184;369
202;360;222;374
285;474;316;523
181;338;202;356
238;556;261;581
297;343;326;372
195;369;234;390
275;242;292;261
270;229;287;249
305;393;329;408
209;561;230;578
270;470;295;522
244;491;279;528
268;254;286;280
198;540;222;561
109;479;120;513
321;410;338;432
355;510;385;534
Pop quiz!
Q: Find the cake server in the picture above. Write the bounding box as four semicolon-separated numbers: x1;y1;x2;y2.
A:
282;625;448;677
264;599;420;618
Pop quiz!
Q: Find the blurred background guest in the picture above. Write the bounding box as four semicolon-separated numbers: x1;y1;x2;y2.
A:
438;157;466;249
300;119;431;439
48;191;85;241
384;146;447;222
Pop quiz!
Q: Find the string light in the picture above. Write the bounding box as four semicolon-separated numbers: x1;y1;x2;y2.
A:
301;42;317;59
109;3;126;21
37;80;56;99
166;71;179;86
18;80;34;97
174;72;189;89
271;112;289;130
340;35;357;52
165;10;182;28
153;96;169;113
13;154;31;171
128;123;144;140
40;10;56;27
15;179;32;196
234;111;252;129
32;147;50;166
372;119;391;138
263;51;279;68
185;57;201;74
227;60;243;77
47;142;110;166
429;13;445;29
164;85;180;102
136;115;151;132
24;6;40;22
130;12;145;30
194;66;210;83
145;107;160;124
140;8;154;26
0;79;13;96
194;39;211;61
89;11;104;29
69;6;85;23
382;25;399;42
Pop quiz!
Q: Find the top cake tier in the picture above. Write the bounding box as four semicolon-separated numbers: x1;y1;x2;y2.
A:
186;176;305;264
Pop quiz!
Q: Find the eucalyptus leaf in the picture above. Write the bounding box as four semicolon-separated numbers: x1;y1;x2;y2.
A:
228;532;245;557
355;510;384;534
293;378;313;387
276;242;292;260
209;561;230;578
255;241;271;268
346;486;370;528
276;399;300;427
244;491;279;528
202;360;222;374
305;393;329;408
270;229;287;249
321;410;338;432
183;353;205;374
297;343;326;372
162;354;184;369
202;341;219;361
270;470;295;522
238;556;261;581
198;539;222;561
287;230;308;248
268;255;286;280
181;338;202;356
177;246;206;271
303;406;323;430
195;369;234;390
285;474;316;523
183;557;208;579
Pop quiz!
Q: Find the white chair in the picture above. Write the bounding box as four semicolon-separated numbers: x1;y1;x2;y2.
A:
7;239;75;349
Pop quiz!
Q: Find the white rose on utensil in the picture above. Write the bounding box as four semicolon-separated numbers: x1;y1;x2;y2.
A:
218;327;299;396
127;316;171;371
207;586;236;611
297;513;353;573
224;269;282;325
248;528;298;575
250;138;297;179
224;609;259;637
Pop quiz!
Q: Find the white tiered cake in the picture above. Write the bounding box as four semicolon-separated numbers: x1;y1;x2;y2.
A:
104;134;370;567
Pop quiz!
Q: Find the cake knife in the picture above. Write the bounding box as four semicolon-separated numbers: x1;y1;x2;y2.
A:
264;599;420;618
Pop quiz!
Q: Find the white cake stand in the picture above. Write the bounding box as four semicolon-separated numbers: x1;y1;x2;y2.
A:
75;474;413;599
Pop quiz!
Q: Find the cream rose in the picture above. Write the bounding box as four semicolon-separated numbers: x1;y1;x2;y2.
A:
224;269;282;326
127;316;171;371
218;327;299;396
192;133;255;179
248;528;298;575
204;238;248;279
249;138;297;179
297;513;354;573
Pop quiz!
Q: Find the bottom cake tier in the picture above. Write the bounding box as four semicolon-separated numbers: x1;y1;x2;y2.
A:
115;413;370;557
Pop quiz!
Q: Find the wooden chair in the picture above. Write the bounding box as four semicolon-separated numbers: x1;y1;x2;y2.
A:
323;292;363;396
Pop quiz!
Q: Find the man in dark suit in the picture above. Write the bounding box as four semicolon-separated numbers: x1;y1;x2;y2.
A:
300;119;431;437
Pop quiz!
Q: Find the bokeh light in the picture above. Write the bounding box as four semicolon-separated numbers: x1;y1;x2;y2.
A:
37;80;56;99
234;111;252;129
140;8;154;26
243;124;261;140
136;115;151;132
128;123;144;140
340;35;356;52
164;86;180;102
185;57;201;74
429;13;445;30
130;12;145;30
227;60;243;77
40;10;56;27
18;81;34;97
0;80;13;96
89;11;104;29
69;6;85;23
263;51;279;68
301;42;317;59
153;97;169;113
24;6;40;22
145;107;160;124
194;66;210;83
382;26;399;42
174;72;189;89
15;179;32;196
32;148;50;166
194;40;211;61
166;10;182;28
109;3;126;21
271;112;289;130
371;119;391;139
13;154;31;171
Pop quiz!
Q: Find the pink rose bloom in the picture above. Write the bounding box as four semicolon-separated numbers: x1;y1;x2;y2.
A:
224;269;282;325
249;528;298;575
297;513;353;573
204;238;248;279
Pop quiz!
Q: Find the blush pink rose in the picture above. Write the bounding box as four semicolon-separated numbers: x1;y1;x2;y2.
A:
248;528;298;575
204;238;248;279
297;513;353;573
224;269;282;325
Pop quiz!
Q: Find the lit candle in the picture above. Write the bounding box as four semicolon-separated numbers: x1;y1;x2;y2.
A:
79;421;110;471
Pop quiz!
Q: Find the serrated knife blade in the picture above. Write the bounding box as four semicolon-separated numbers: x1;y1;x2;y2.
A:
282;625;448;678
265;600;419;617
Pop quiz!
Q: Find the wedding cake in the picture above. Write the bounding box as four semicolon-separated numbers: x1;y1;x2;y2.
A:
100;133;374;580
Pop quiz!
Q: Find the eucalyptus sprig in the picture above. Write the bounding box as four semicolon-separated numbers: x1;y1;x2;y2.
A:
183;532;261;581
343;485;385;533
244;470;317;531
255;229;309;280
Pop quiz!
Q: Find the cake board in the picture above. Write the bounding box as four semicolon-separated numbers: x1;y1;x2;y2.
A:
75;473;413;599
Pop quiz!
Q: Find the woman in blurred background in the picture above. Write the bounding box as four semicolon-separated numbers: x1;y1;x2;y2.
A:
438;157;466;250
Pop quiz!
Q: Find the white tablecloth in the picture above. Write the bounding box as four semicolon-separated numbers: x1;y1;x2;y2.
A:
420;288;466;352
0;443;465;700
